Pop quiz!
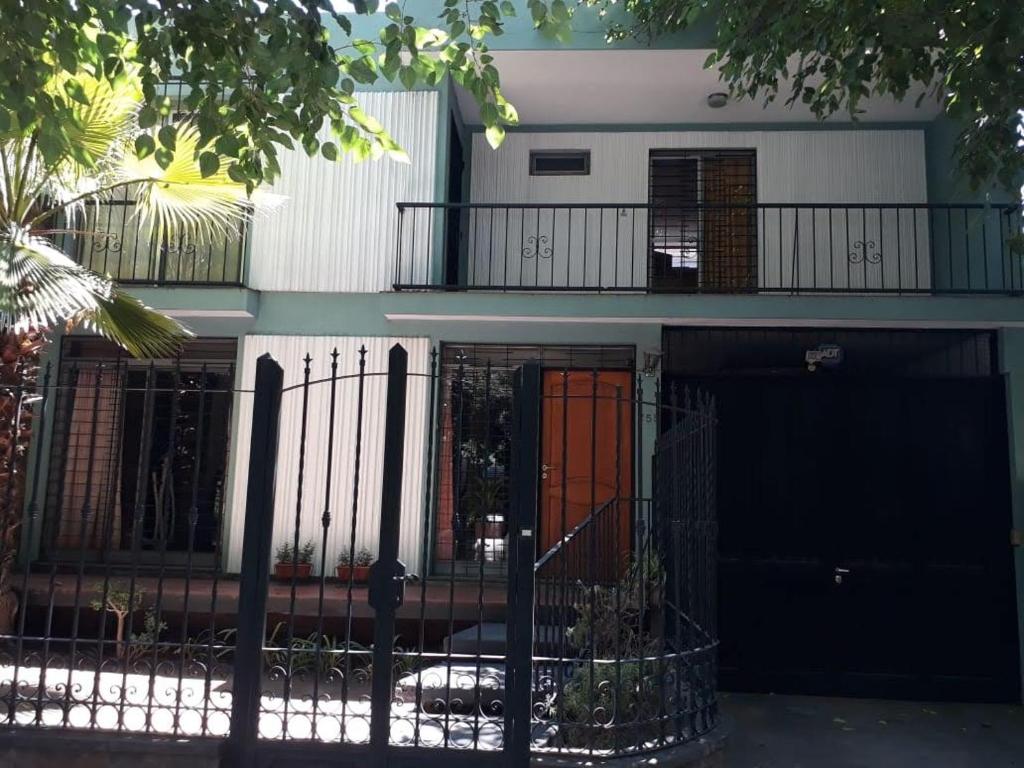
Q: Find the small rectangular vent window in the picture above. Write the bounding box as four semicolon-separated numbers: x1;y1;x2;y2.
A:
529;149;590;176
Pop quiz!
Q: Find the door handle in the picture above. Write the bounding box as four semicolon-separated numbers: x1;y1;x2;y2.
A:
541;463;558;479
834;567;850;585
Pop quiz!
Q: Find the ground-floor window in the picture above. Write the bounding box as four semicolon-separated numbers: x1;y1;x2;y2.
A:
433;343;634;577
42;337;236;562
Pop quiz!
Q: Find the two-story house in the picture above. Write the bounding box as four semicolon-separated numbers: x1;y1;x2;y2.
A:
21;3;1023;742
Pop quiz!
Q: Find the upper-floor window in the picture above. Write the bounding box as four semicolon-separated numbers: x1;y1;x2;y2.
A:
530;149;591;176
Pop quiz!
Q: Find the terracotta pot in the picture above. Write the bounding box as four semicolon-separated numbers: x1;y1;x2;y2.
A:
274;562;312;579
336;565;371;583
474;518;507;539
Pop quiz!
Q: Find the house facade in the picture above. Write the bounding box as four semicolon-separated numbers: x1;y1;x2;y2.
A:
26;3;1024;714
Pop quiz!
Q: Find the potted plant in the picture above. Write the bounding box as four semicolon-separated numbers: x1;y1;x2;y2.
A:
336;547;373;583
274;541;315;579
466;476;507;539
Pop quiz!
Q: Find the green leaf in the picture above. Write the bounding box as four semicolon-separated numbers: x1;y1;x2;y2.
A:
138;105;159;129
63;78;91;106
485;123;505;149
480;102;499;126
155;147;174;169
349;106;384;134
158;124;177;151
135;133;156;159
199;151;220;177
321;141;338;160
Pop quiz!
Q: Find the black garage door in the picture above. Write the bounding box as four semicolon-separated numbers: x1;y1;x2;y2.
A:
665;328;1021;703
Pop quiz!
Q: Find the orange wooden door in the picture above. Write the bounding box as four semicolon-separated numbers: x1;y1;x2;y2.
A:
539;370;632;577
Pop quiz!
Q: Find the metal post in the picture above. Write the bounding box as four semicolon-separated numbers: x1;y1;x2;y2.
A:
368;343;409;761
223;354;283;768
506;361;541;766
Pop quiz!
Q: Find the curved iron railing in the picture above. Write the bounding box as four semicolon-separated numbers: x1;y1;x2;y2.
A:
527;385;719;758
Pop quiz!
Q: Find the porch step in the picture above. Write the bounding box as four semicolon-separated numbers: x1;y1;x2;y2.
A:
443;622;568;656
443;622;507;656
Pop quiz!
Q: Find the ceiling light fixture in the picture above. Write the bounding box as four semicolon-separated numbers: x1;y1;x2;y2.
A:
706;92;728;109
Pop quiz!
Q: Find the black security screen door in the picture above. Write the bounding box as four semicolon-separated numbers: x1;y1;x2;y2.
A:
664;328;1020;703
648;149;757;291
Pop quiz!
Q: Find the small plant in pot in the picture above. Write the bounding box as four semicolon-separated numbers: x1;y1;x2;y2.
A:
274;541;315;579
466;476;507;539
337;547;373;583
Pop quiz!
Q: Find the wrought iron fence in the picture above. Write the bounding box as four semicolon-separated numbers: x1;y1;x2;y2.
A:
393;201;1024;295
0;344;719;767
1;360;237;738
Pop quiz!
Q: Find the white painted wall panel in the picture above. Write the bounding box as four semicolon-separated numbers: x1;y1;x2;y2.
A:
226;335;432;575
469;130;930;291
248;91;439;293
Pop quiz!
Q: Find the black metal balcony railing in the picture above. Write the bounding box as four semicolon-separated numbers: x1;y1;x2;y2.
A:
49;79;246;287
54;187;246;286
393;202;1024;295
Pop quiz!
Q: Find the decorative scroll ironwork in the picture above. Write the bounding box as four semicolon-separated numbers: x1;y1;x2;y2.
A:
848;239;882;265
521;234;552;260
89;230;123;254
163;237;199;257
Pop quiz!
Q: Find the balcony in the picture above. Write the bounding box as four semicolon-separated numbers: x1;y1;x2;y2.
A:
52;79;246;287
56;186;246;286
393;202;1024;296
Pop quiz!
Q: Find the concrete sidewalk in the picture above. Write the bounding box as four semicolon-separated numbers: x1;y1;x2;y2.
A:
721;692;1023;767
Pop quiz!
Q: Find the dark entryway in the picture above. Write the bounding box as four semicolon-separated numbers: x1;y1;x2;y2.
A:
664;327;1021;703
443;117;465;286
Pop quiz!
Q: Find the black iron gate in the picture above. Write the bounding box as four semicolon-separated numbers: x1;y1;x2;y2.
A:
224;345;531;767
223;349;720;766
0;343;720;767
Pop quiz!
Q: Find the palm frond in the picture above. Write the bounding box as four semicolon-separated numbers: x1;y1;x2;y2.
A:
123;124;278;245
57;72;142;170
0;225;190;357
83;288;192;359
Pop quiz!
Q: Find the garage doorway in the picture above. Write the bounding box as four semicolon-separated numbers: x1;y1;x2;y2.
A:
663;327;1020;703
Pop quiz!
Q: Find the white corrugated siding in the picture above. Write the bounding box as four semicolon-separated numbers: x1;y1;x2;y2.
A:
225;335;432;575
469;130;930;291
248;91;439;292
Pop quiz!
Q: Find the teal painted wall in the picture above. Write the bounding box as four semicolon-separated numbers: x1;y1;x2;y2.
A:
923;118;1022;292
925;116;1020;205
339;1;717;52
18;338;62;562
247;291;1024;337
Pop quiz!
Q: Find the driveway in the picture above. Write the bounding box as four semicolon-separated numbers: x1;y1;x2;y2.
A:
721;692;1024;767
